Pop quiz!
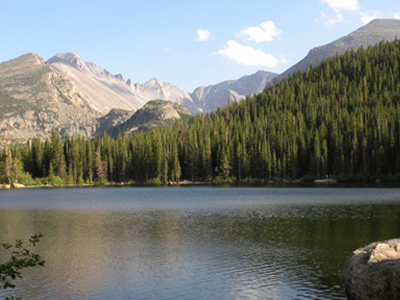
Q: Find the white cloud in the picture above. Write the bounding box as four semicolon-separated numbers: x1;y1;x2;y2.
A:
318;12;343;26
236;21;282;43
319;0;385;26
394;12;400;20
217;40;279;67
360;10;384;24
196;29;212;42
320;0;359;12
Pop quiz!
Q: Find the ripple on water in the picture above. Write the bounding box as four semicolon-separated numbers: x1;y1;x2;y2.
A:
2;187;400;299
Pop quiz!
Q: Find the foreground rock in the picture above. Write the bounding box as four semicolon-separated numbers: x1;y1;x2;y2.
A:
342;239;400;300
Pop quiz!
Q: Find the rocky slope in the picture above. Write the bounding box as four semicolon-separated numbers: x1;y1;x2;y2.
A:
48;53;276;114
4;19;399;142
0;52;273;142
191;71;277;112
274;19;400;82
48;53;199;114
109;99;191;136
0;53;100;143
95;108;135;137
276;19;400;81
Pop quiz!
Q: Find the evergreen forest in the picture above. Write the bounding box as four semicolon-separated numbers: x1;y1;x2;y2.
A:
2;39;400;185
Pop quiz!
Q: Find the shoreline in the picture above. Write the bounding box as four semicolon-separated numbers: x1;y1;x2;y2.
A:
1;179;399;190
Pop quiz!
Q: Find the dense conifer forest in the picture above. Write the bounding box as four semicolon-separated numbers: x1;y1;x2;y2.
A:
1;40;400;185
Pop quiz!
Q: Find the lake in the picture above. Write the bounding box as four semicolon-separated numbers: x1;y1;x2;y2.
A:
1;187;400;299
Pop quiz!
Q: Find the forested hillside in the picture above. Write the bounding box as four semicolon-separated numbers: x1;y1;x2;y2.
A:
2;40;400;185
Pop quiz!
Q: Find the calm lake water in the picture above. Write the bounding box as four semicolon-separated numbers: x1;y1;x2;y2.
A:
1;187;400;300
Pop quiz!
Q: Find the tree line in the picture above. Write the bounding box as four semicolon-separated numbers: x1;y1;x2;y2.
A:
1;39;400;185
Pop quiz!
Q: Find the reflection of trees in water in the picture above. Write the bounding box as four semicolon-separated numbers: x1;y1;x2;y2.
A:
1;203;400;299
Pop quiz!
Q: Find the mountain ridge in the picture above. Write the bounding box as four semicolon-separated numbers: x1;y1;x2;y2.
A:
191;70;277;111
2;18;400;143
0;52;275;142
276;18;400;81
0;53;100;142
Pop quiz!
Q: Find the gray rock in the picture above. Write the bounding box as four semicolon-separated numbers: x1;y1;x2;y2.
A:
276;19;400;82
108;99;192;136
191;70;277;112
342;239;400;300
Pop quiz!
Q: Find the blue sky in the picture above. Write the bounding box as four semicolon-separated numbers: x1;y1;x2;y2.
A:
1;0;399;91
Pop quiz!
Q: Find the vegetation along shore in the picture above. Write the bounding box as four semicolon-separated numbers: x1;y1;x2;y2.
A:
2;40;400;187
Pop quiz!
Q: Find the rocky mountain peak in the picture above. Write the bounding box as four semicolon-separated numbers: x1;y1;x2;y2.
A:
27;53;47;66
48;52;87;71
0;52;100;142
0;53;51;82
114;73;124;81
143;78;166;88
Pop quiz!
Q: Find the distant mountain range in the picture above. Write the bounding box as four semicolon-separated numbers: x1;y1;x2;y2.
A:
47;52;276;115
1;18;400;142
48;52;197;114
191;70;276;112
0;52;276;142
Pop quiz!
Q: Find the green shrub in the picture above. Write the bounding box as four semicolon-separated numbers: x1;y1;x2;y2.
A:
42;176;65;186
146;178;162;186
0;234;45;300
77;176;85;185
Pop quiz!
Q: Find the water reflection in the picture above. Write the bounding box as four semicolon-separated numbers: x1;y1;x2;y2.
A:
0;187;400;299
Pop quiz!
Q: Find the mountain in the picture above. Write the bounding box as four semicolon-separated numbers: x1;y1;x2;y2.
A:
0;51;275;143
0;53;100;143
48;53;145;114
140;78;199;113
95;108;135;137
48;53;199;114
191;71;277;112
11;39;400;185
48;53;276;115
109;99;192;136
7;19;399;143
276;19;400;81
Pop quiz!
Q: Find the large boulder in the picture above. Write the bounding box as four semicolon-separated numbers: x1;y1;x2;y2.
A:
12;182;25;188
342;239;400;300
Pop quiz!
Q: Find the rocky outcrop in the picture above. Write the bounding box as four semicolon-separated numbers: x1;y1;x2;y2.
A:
95;108;134;137
342;239;400;300
109;99;191;136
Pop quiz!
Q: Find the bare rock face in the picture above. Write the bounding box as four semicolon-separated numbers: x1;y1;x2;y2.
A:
0;53;100;143
48;53;200;114
108;99;192;136
191;70;277;112
342;239;400;300
277;19;400;82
